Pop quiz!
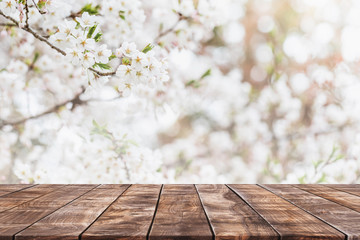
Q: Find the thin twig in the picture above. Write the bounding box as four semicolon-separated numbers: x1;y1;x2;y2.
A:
31;0;46;14
0;23;17;27
154;14;185;43
0;9;66;55
0;87;86;129
0;9;18;26
89;67;116;76
25;25;66;55
24;0;29;28
0;8;116;77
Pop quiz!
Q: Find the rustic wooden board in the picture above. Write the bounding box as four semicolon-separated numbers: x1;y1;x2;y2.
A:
149;184;213;240
0;184;97;240
262;184;360;240
15;184;130;240
0;184;358;240
295;184;360;213
0;184;66;212
196;184;278;240
325;184;360;197
0;185;34;197
82;184;161;240
228;184;345;240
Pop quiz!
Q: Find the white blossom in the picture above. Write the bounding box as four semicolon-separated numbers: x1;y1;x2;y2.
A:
94;44;112;64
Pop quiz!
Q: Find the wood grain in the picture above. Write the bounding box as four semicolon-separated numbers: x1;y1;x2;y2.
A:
0;185;34;197
262;184;360;240
228;184;345;240
0;184;66;212
15;184;130;240
149;184;213;240
0;184;358;240
0;184;97;240
295;184;360;213
325;184;360;197
82;184;161;240
196;184;278;240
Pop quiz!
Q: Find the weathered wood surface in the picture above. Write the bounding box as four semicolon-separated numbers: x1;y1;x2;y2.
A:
228;184;345;240
149;184;213;240
262;184;360;240
0;184;359;240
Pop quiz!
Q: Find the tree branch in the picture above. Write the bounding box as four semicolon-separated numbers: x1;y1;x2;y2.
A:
31;0;46;14
24;0;29;28
0;87;86;129
0;9;66;55
0;9;113;76
89;67;116;76
0;23;17;27
154;13;186;43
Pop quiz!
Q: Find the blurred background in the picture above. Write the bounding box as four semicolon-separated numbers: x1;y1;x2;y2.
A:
1;0;360;183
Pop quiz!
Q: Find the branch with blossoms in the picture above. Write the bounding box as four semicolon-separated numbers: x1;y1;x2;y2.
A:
0;0;186;130
0;2;170;82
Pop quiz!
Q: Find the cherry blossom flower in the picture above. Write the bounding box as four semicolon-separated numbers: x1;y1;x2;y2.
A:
94;44;112;64
118;42;137;57
76;12;97;28
0;0;17;15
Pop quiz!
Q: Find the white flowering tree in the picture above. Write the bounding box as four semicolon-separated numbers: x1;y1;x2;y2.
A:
0;0;360;184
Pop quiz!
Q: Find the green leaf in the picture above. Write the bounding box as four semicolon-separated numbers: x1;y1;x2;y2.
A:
185;79;200;88
87;25;97;38
91;120;112;140
142;43;154;53
80;3;100;15
122;57;131;65
33;52;40;64
119;14;125;20
37;0;46;9
92;119;100;129
94;33;102;42
75;22;81;29
200;68;211;79
93;63;112;70
109;54;116;61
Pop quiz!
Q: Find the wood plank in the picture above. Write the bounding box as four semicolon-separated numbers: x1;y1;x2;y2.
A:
262;184;360;240
15;184;130;240
0;185;34;197
228;184;345;240
82;184;161;240
325;184;360;197
0;184;97;240
196;184;278;240
149;184;213;240
0;184;66;212
295;184;360;213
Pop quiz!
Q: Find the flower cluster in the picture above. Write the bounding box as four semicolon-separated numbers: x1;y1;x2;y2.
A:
49;12;110;69
115;42;169;96
100;0;145;47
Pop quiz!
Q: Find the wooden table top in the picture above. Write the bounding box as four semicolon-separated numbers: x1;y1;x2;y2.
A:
0;184;359;240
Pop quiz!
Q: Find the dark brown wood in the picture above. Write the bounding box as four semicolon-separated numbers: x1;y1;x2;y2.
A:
196;184;278;240
15;184;130;240
0;184;97;240
0;184;66;212
228;184;345;240
262;184;360;240
0;185;34;197
149;184;213;240
325;184;360;197
295;184;360;213
0;184;359;240
82;184;161;240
